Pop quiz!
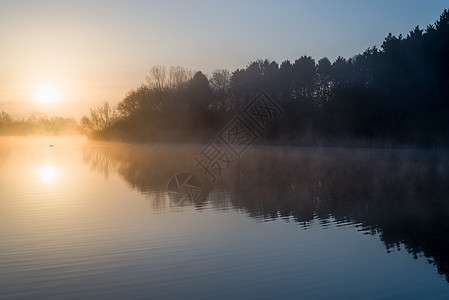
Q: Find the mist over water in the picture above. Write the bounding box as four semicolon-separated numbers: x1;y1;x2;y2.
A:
1;136;449;299
2;3;449;299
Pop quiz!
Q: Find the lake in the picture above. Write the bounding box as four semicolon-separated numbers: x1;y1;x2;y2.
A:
1;136;449;299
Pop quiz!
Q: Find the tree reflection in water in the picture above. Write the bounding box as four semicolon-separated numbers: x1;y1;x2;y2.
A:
82;143;449;281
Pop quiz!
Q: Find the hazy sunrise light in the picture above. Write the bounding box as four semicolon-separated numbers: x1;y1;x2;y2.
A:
38;164;58;182
35;84;60;103
2;1;449;299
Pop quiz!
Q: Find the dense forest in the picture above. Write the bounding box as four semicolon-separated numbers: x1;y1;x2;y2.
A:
81;9;449;146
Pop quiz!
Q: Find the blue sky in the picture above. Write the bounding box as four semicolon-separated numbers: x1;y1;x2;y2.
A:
0;0;447;117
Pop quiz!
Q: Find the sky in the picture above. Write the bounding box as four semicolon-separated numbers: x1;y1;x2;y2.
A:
0;0;447;118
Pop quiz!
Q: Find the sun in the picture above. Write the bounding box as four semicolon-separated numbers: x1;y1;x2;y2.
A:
36;84;60;103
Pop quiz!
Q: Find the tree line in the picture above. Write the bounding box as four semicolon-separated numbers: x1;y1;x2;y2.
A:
0;111;78;135
81;9;449;146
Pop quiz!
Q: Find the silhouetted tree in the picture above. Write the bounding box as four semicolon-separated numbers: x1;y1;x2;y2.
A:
80;102;117;137
169;66;192;91
316;57;333;106
81;9;449;145
291;56;316;101
209;69;232;111
186;71;211;111
146;65;167;92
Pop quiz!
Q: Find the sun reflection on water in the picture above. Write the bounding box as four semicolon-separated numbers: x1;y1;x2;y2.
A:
38;164;58;182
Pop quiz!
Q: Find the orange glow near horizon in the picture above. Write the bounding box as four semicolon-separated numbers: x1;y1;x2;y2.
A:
1;2;447;119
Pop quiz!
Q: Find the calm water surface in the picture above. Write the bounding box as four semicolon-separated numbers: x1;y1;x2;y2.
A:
1;136;449;299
